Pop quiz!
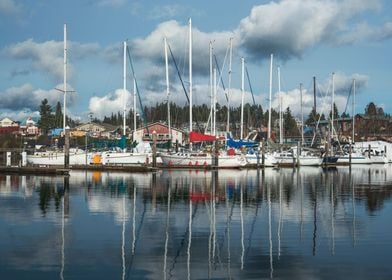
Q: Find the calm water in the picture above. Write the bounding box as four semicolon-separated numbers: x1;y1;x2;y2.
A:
1;166;392;279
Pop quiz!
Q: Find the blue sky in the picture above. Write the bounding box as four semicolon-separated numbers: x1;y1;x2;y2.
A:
1;0;391;123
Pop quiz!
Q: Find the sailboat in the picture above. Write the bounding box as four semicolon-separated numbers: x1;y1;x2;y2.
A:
27;24;88;166
95;41;158;166
160;19;247;169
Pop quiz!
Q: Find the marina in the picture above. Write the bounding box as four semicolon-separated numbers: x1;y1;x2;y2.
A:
1;166;392;279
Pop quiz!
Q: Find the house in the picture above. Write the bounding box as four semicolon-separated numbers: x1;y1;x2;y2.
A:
0;117;20;135
133;122;184;145
18;117;40;137
0;117;18;127
75;122;119;139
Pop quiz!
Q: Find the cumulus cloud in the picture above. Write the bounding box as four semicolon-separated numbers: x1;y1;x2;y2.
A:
129;20;234;76
236;0;382;60
88;89;132;119
3;39;99;82
0;0;21;15
0;83;77;111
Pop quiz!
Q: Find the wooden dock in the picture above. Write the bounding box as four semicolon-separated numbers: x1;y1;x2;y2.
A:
0;166;70;175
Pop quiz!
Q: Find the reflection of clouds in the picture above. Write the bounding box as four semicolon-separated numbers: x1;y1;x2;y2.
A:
88;196;130;223
1;166;392;278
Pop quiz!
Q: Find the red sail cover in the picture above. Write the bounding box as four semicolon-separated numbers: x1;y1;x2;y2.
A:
189;131;218;142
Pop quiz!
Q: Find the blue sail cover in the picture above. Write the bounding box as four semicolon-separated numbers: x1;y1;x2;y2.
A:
226;135;258;149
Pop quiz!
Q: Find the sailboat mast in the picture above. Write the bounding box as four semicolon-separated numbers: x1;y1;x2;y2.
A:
133;77;137;132
240;57;245;139
209;41;213;134
268;54;273;139
164;37;171;139
300;83;304;144
352;79;356;143
189;18;193;134
227;38;233;132
213;68;217;136
63;23;67;131
123;41;127;137
331;72;335;140
278;66;282;145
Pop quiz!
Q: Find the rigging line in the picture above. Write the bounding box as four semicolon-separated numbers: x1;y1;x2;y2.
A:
343;83;353;115
167;43;202;132
213;54;229;103
168;44;190;104
168;202;199;280
126;46;149;134
126;197;147;280
245;66;256;106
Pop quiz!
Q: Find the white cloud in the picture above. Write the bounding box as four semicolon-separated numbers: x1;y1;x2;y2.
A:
236;0;383;60
3;39;99;82
0;0;21;15
130;20;234;75
0;83;77;112
88;89;132;119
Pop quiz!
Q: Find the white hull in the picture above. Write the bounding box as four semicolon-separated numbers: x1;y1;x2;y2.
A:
297;156;322;166
100;151;161;165
246;153;278;167
27;150;89;165
160;152;247;168
369;156;388;164
337;153;372;164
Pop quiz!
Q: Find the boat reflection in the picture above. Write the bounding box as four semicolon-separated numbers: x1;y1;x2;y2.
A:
1;165;392;279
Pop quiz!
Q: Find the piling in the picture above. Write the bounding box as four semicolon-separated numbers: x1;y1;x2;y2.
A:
213;138;219;168
152;131;157;168
64;126;70;168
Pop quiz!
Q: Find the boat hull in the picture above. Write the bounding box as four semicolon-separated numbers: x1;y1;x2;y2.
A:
160;152;247;168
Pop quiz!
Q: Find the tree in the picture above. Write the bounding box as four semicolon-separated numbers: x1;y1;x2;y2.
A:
283;107;299;136
54;101;63;128
365;102;377;116
329;102;339;119
37;99;54;134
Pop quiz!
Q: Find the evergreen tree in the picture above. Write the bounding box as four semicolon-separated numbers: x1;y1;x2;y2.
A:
283;107;299;136
37;99;54;135
54;101;63;128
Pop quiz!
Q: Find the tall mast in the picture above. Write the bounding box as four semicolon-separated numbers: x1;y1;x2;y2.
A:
278;66;282;145
213;68;217;136
240;57;245;139
313;76;316;113
63;23;67;132
133;77;136;132
164;37;171;139
300;83;304;144
268;53;273;139
227;38;233;132
209;41;213;134
331;72;335;140
352;79;356;143
123;41;127;137
189;18;193;133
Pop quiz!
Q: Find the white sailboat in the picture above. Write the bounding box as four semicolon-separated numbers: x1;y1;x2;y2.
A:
27;24;89;166
95;41;157;166
160;19;247;169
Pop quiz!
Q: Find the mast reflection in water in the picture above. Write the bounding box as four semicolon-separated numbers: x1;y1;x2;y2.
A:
1;165;392;279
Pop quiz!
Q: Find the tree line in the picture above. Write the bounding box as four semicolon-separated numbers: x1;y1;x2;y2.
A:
37;98;390;139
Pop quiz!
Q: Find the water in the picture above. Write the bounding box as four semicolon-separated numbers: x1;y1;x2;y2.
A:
1;165;392;279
